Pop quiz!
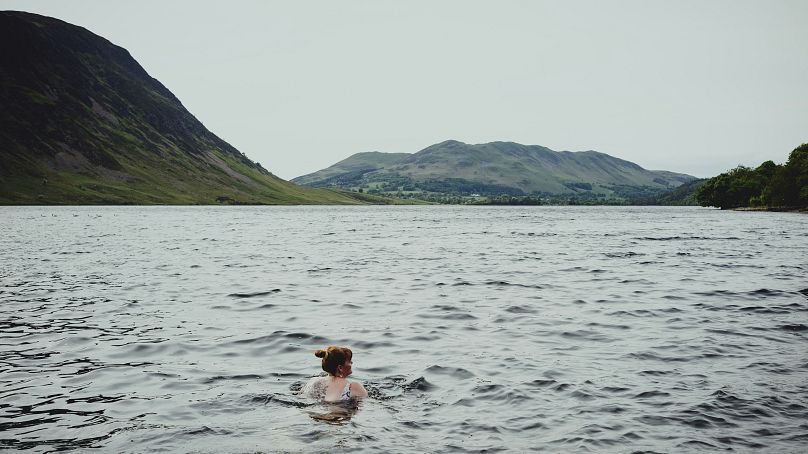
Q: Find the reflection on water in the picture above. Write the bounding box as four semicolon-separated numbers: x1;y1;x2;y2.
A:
1;206;807;452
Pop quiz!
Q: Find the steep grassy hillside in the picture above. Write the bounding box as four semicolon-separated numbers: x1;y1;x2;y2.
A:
0;11;363;205
294;140;696;198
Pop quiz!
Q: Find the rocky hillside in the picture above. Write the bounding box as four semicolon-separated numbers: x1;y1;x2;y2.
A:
0;11;363;204
294;140;696;198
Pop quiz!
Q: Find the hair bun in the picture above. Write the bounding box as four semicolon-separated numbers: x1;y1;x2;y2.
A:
314;349;327;358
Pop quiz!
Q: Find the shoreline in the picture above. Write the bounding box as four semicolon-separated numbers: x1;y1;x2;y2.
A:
733;206;808;213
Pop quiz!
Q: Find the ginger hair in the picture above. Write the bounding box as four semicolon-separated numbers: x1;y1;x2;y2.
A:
314;346;353;376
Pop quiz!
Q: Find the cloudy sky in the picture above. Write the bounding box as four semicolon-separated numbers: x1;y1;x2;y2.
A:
4;0;807;179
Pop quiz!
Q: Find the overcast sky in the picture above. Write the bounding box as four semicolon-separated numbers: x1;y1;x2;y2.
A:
4;1;807;179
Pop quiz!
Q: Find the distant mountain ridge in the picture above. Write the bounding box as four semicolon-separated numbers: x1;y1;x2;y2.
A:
0;11;362;204
294;140;696;198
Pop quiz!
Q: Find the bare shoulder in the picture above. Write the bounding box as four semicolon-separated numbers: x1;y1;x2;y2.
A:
301;376;327;398
350;380;368;398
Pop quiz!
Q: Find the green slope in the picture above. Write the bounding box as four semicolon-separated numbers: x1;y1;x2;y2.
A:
293;151;411;186
634;178;707;205
0;11;363;205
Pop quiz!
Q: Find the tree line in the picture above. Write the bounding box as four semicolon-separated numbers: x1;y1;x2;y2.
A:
696;143;808;209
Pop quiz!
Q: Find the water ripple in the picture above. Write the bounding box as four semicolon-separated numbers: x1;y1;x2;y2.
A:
1;206;806;452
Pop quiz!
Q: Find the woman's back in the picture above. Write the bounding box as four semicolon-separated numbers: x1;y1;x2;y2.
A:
302;376;364;402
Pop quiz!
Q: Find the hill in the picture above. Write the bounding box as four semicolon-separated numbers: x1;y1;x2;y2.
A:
294;140;696;201
293;152;411;187
0;11;364;205
636;178;707;205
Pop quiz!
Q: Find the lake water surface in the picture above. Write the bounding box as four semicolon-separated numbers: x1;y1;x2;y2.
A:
1;206;807;453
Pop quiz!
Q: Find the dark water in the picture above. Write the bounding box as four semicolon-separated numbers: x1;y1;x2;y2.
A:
1;206;807;453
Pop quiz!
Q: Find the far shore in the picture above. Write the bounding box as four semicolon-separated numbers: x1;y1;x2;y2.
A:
733;206;808;213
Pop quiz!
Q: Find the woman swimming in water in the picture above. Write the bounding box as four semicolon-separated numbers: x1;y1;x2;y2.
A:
302;346;368;402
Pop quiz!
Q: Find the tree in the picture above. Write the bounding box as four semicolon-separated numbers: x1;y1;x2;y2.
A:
769;143;808;206
697;143;807;209
696;165;769;209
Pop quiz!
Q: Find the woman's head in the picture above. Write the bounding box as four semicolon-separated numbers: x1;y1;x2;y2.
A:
314;346;353;377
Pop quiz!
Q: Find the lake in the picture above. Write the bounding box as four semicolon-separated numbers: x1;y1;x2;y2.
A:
1;206;807;453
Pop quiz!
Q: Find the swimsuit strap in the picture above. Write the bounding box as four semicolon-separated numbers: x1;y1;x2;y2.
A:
340;381;352;400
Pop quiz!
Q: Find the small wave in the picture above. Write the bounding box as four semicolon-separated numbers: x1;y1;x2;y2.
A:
738;306;793;314
661;294;687;300
525;379;556;387
403;376;434;391
240;303;276;311
779;324;808;332
586;322;631;330
712;436;767;449
203;374;263;384
560;330;612;342
485;280;543;289
748;288;786;296
417;312;477;320
635;391;671;399
451;281;472;286
55;359;154;376
601;386;630;393
636;414;673;426
511;231;556;237
227;289;280;298
504;305;537;314
361;366;393;374
307;267;332;272
425;365;474;379
629;352;692;362
430;304;466;311
569;390;597;401
229;330;328;346
363;375;434;398
0;429;120;451
638;370;674;376
65;394;125;404
471;384;531;403
349;340;396;349
560;266;587;272
243;393;313;408
0;417;61;432
451;398;475;407
705;328;756;338
179;425;234;436
604;251;644;258
677;440;718;449
635;236;741;241
605;310;657;318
